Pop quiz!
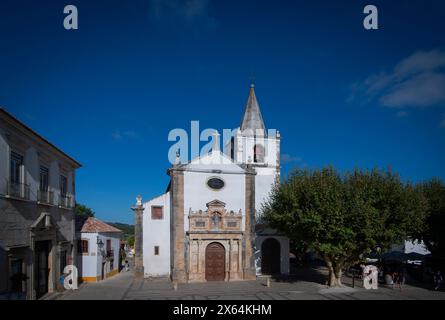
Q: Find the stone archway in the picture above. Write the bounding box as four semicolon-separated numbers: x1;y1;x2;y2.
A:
261;238;281;275
205;242;225;281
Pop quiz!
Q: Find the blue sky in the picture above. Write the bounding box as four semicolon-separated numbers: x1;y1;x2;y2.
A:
1;0;444;224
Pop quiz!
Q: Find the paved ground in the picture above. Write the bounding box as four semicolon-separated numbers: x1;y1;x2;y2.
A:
58;267;445;300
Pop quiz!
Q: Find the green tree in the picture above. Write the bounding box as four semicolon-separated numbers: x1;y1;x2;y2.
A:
262;167;426;287
127;235;135;247
417;178;445;259
74;203;95;217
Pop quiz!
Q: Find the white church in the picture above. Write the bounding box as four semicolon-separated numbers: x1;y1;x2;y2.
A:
141;84;289;282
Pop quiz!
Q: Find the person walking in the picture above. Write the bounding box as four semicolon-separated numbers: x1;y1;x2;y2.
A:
433;270;443;291
396;264;406;290
125;260;130;272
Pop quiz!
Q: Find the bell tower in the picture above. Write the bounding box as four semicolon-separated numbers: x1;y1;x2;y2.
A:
225;83;281;216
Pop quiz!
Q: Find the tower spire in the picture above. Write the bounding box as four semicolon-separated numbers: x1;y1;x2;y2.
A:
240;83;266;136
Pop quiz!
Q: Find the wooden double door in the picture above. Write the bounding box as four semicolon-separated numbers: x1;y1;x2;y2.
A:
205;242;225;281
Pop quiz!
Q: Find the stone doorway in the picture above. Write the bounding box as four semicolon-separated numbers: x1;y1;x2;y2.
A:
205;242;225;281
34;240;50;299
261;238;281;275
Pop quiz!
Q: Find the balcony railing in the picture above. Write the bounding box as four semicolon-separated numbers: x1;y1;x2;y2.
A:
6;181;30;200
38;189;54;205
59;194;73;208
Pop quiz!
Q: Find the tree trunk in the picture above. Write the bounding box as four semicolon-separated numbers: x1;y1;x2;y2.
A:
334;266;343;287
324;257;344;287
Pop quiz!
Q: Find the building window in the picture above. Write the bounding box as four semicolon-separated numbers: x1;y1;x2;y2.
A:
10;151;24;184
254;144;265;163
207;177;225;190
77;240;89;254
154;246;160;255
60;175;68;197
38;166;52;203
9;151;29;199
151;206;163;220
39;166;49;192
227;221;237;228
105;239;114;258
195;221;205;227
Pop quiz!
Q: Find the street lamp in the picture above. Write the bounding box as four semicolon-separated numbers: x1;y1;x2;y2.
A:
97;237;104;248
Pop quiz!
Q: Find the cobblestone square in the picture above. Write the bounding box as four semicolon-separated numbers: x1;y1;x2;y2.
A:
57;267;445;301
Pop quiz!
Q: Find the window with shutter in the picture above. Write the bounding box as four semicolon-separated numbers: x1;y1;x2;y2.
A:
77;240;89;254
151;206;163;220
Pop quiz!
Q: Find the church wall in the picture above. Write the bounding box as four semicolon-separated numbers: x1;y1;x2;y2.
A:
254;167;277;217
183;171;246;232
142;192;170;277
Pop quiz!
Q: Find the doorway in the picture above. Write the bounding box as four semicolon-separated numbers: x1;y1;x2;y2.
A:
101;262;105;280
34;240;50;299
205;242;225;281
261;238;281;275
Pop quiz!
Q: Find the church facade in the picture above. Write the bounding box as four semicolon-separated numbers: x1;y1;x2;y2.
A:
141;85;289;282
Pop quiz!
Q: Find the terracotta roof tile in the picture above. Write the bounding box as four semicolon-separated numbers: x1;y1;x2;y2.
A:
76;216;122;233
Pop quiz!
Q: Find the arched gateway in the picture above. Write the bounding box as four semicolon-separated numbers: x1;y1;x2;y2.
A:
205;242;225;281
261;238;281;275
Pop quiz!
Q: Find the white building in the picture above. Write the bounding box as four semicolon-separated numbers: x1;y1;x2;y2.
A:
140;84;289;282
75;217;122;282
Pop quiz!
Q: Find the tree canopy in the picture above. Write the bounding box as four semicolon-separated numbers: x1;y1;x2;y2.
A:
74;203;95;217
416;178;445;260
262;167;426;286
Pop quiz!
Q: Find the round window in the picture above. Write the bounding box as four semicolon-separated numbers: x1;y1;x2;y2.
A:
207;177;225;190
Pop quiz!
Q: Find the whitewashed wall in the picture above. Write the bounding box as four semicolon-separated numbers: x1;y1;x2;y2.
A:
77;232;98;278
254;167;278;216
143;192;170;277
183;170;246;232
77;232;121;279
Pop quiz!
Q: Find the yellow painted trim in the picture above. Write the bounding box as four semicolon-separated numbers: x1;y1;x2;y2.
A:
80;276;100;283
106;269;119;278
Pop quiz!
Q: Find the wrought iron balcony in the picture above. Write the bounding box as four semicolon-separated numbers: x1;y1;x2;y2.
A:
38;189;54;205
6;181;30;200
59;194;73;208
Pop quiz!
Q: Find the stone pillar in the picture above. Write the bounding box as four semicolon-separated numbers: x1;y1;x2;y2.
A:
168;167;187;283
243;165;257;280
131;195;144;277
228;239;232;281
